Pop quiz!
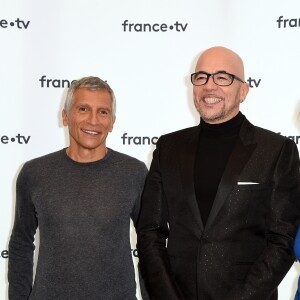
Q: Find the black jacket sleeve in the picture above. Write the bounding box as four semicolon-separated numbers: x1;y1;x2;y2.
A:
137;138;185;300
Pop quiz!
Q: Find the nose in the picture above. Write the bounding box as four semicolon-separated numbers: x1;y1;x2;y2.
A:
204;75;218;90
87;111;99;125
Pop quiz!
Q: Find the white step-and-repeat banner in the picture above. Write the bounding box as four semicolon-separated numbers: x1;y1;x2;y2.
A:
1;0;300;299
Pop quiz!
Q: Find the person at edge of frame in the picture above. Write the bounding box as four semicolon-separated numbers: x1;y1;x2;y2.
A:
294;227;300;300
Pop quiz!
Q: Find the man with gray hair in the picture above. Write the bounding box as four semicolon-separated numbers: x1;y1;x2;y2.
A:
8;76;148;299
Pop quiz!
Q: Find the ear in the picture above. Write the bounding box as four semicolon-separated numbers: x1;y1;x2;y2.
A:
62;109;68;126
109;116;116;132
239;82;250;102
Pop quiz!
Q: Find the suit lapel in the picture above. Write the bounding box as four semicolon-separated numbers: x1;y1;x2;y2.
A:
205;119;257;231
179;126;204;232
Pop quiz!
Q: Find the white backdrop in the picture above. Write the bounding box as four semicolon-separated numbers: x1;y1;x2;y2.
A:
1;0;300;299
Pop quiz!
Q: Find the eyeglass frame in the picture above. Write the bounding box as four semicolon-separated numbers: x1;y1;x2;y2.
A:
190;70;245;86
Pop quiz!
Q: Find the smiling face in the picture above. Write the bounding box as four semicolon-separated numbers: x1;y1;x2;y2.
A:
193;47;249;124
62;88;115;162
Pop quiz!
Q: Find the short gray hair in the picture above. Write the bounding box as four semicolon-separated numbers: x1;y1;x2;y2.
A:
64;76;116;118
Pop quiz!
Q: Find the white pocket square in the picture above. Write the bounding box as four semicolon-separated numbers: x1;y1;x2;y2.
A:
237;182;259;185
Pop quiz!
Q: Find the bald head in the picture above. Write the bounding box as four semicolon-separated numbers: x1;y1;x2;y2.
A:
195;46;245;80
192;46;249;124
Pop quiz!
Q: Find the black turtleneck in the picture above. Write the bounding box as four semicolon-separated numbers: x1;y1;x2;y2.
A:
194;112;245;227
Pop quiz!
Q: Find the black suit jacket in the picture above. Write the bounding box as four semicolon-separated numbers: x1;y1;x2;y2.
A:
137;118;300;300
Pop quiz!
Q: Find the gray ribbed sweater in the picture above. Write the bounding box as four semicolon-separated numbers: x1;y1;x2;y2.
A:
8;148;148;300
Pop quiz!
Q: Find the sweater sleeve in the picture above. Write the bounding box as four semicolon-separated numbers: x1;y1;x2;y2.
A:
8;164;38;299
130;162;148;228
130;162;150;300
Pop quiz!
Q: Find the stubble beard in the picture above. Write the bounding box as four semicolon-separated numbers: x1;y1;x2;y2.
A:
196;101;239;124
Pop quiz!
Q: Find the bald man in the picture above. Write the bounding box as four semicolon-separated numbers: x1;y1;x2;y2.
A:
137;47;300;300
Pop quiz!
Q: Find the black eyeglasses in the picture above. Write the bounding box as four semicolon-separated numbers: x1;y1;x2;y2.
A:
191;71;245;86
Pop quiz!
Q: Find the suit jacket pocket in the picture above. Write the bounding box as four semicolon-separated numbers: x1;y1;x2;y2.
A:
227;183;270;225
